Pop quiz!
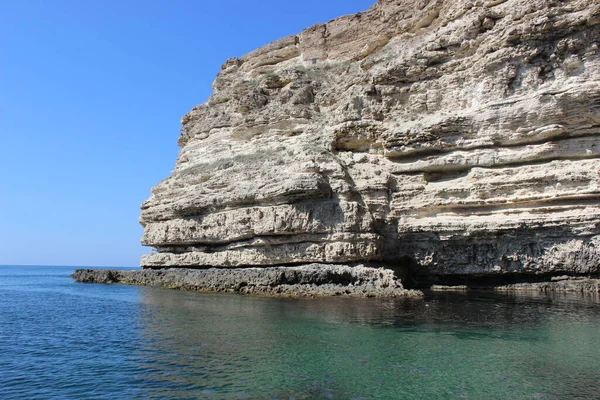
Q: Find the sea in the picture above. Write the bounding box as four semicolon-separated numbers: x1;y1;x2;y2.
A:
1;265;599;399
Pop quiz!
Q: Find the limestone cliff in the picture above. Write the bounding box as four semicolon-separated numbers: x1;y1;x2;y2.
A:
140;0;600;285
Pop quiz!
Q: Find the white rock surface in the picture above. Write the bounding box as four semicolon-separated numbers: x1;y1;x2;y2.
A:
140;0;600;280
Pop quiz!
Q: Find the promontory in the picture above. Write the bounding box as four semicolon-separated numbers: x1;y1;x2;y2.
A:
73;0;600;296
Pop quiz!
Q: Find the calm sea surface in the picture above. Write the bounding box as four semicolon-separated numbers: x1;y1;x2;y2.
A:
1;265;599;399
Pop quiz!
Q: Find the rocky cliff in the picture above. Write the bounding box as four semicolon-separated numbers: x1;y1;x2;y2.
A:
139;0;600;287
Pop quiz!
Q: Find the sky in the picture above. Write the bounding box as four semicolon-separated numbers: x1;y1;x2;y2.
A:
0;0;375;267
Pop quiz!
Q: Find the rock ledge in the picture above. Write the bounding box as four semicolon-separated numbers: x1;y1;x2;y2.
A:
71;264;423;298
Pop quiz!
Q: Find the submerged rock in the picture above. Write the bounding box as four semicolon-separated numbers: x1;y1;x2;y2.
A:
129;0;600;292
71;265;423;298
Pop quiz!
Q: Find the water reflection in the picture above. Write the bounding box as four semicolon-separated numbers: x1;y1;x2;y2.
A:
133;289;600;399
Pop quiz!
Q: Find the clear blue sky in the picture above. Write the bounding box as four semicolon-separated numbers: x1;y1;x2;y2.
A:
0;0;375;267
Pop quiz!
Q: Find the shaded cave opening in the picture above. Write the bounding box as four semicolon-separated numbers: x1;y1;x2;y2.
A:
395;255;600;290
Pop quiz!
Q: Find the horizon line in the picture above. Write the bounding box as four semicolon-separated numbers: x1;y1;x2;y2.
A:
0;264;140;268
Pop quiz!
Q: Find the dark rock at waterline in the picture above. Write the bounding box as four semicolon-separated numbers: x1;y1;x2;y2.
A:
496;278;600;293
71;264;423;298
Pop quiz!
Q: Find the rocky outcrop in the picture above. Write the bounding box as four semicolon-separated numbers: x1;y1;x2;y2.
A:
71;265;422;297
139;0;600;286
430;276;600;293
496;277;600;293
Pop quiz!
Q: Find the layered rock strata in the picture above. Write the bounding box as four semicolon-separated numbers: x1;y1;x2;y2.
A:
138;0;600;288
71;265;422;298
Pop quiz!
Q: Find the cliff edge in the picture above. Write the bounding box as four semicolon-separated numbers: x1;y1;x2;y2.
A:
139;0;600;288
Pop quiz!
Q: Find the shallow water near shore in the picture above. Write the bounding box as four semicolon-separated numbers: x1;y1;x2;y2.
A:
1;265;599;399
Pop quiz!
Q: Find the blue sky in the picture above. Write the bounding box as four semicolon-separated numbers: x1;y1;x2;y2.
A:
0;0;375;267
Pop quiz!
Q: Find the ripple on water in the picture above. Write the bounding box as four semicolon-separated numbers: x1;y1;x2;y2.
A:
1;266;599;399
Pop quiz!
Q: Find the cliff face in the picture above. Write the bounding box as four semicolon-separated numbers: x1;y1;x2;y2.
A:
140;0;600;283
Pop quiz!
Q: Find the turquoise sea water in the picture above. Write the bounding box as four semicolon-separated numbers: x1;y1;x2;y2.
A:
1;266;599;399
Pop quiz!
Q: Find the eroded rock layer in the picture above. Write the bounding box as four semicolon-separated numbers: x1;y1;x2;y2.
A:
140;0;600;282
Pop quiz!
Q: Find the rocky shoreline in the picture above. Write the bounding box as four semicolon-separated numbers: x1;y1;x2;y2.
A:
431;277;600;293
495;277;600;293
72;266;600;295
71;264;423;298
82;0;600;294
